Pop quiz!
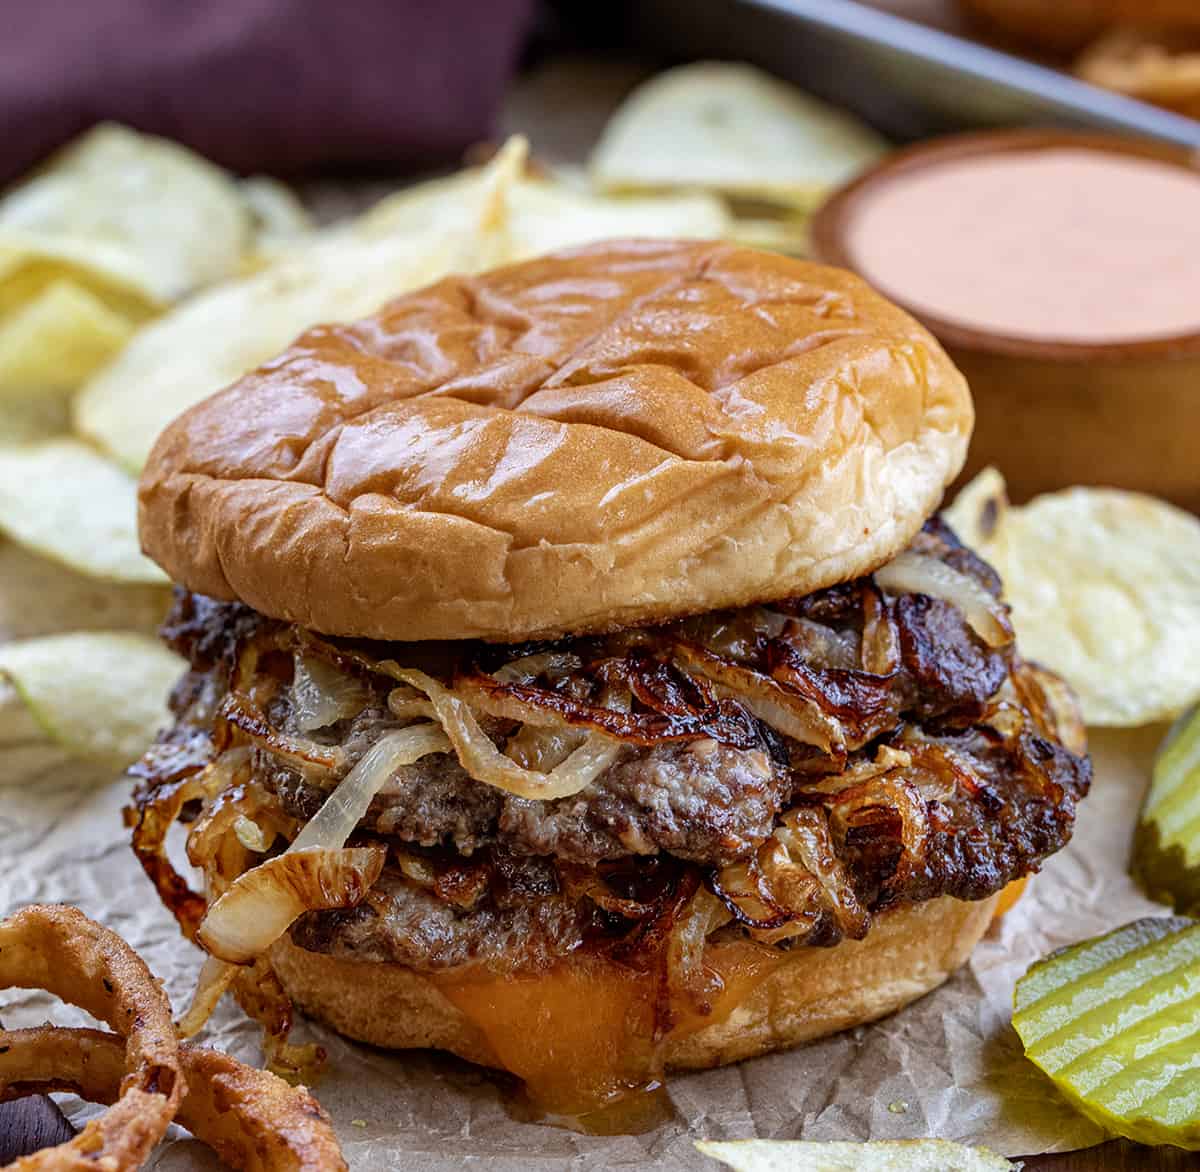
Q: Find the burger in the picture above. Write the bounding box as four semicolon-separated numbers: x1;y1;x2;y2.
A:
127;239;1090;1122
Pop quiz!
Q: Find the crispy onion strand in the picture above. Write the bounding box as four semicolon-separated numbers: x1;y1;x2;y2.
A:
0;905;184;1171
0;1028;346;1171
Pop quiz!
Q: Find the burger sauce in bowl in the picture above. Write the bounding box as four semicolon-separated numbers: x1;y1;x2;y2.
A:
811;132;1200;510
845;149;1200;345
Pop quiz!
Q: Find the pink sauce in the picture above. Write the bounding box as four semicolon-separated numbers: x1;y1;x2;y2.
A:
846;148;1200;344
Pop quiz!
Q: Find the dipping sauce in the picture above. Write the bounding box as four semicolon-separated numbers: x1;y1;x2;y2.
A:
845;148;1200;344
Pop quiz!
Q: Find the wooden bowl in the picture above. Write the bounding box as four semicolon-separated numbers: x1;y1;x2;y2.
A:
811;130;1200;511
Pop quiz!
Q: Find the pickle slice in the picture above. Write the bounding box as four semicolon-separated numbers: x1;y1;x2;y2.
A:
1136;707;1200;915
1012;916;1200;1149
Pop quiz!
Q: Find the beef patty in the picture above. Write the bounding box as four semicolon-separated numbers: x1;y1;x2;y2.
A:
137;518;1090;972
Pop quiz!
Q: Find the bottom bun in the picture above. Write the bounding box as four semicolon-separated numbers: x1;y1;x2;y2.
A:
271;893;998;1072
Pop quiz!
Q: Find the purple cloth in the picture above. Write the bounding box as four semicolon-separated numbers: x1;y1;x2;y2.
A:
0;0;535;184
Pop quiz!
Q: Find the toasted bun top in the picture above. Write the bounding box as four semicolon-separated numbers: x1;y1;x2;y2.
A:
139;239;972;641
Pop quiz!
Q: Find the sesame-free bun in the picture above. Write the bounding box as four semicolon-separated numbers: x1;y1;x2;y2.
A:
139;239;971;642
269;894;997;1072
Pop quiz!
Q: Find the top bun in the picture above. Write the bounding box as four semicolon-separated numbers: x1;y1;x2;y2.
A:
139;239;972;642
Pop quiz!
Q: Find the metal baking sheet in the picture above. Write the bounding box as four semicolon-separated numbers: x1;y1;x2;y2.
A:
634;0;1200;146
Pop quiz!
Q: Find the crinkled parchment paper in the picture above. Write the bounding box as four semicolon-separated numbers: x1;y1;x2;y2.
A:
2;717;1168;1168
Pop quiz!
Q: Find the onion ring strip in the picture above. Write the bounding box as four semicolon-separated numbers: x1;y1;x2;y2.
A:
0;1028;346;1171
0;906;184;1171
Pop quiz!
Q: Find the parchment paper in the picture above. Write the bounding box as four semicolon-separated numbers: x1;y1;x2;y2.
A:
1;718;1171;1168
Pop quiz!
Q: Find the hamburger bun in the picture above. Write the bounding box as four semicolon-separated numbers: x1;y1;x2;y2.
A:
269;894;997;1073
960;0;1200;52
139;239;971;643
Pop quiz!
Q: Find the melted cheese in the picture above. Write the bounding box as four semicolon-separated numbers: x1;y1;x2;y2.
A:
432;941;783;1130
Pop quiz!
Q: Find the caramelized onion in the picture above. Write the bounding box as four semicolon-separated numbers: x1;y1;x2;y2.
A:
796;744;913;795
291;723;450;852
233;814;273;853
665;887;731;1015
860;581;900;674
290;653;369;731
775;808;868;939
672;642;841;751
1012;658;1088;757
196;846;386;964
493;651;583;684
192;726;450;965
179;954;237;1038
386;685;437;721
709;859;793;932
504;722;587;770
187;780;285;874
128;747;252;940
875;550;1013;648
396;668;623;800
828;773;930;892
710;808;870;945
218;692;342;770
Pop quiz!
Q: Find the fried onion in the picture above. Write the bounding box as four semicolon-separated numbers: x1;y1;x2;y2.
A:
0;905;184;1171
0;1027;345;1171
875;550;1013;649
218;692;341;771
672;642;842;751
291;724;450;852
395;667;624;800
290;653;370;732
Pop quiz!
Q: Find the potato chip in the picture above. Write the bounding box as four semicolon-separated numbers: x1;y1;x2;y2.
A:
0;277;134;397
76;138;528;472
590;63;887;210
0;438;165;582
0;631;181;772
0;231;159;320
0;396;69;445
0;541;169;643
725;215;812;257
998;486;1200;727
239;175;315;267
503;178;729;256
0;123;251;302
0;674;87;790
363;144;728;258
944;466;1010;562
695;1138;1019;1171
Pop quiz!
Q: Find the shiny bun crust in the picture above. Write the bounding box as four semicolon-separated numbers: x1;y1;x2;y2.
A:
269;895;997;1072
140;239;971;642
